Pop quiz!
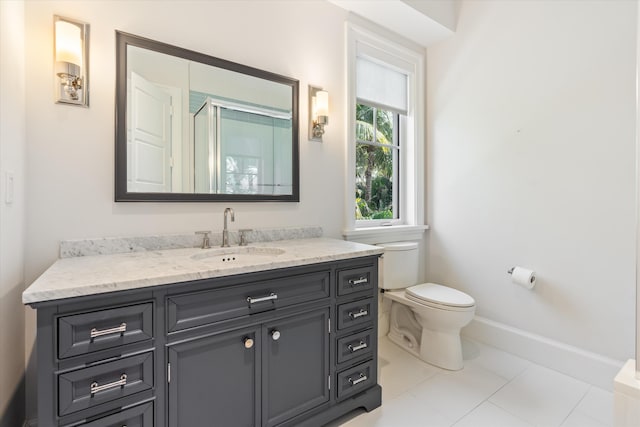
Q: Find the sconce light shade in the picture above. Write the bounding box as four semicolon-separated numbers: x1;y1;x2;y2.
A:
54;15;89;106
309;85;329;141
315;90;329;117
55;20;82;66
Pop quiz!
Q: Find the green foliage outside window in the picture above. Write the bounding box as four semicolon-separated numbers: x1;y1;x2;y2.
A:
355;103;396;220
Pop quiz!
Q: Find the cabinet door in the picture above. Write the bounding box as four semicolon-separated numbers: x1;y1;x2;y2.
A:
168;326;260;427
262;308;330;427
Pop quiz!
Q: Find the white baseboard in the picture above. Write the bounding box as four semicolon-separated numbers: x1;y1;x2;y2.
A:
462;315;624;391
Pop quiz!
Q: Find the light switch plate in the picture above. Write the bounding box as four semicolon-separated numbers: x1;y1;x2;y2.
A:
5;172;14;204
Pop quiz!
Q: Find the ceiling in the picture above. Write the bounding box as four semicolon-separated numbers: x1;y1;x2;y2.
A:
328;0;458;46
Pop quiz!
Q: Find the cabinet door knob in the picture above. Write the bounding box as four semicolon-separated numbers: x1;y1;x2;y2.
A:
243;337;254;349
271;330;281;341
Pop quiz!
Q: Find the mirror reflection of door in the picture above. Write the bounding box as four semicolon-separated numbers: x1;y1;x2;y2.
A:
128;72;172;193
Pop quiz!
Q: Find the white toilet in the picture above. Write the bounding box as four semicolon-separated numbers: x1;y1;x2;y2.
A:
378;242;476;371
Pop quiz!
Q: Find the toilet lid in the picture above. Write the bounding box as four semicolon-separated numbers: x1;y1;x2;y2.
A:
406;283;475;308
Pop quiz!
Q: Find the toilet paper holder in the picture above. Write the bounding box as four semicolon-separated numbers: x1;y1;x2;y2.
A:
507;266;537;288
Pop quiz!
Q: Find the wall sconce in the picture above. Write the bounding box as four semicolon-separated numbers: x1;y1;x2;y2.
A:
54;15;89;106
309;86;329;141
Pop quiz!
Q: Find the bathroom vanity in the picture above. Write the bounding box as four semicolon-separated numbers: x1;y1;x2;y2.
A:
23;237;383;427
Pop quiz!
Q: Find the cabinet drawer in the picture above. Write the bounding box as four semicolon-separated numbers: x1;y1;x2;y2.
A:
337;329;374;365
167;271;330;332
77;400;153;426
337;265;375;296
337;360;375;400
58;352;154;416
337;298;374;331
58;303;153;359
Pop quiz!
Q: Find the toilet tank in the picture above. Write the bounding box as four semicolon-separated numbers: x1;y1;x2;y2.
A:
377;242;419;289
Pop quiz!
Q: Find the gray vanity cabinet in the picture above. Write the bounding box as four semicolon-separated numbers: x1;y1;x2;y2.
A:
32;256;381;427
167;326;261;427
262;308;330;427
167;308;329;427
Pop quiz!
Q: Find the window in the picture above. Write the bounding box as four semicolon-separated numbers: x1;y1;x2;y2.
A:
355;103;399;221
344;23;426;242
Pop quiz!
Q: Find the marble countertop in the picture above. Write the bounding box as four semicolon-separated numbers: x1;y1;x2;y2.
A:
22;238;383;305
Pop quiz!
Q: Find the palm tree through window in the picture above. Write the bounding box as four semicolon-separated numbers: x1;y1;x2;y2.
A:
355;103;399;221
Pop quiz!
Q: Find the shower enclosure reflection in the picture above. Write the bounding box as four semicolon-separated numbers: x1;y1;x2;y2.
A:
193;98;293;195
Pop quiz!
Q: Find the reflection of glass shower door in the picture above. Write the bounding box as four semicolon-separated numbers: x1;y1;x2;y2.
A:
220;109;271;194
193;98;217;193
193;98;293;195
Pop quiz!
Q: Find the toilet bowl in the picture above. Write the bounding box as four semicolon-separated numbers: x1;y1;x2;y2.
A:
385;283;475;370
378;243;476;371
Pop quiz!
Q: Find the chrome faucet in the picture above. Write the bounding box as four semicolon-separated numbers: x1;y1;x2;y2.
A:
222;207;235;247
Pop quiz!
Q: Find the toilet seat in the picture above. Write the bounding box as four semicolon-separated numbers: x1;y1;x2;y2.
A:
406;283;475;311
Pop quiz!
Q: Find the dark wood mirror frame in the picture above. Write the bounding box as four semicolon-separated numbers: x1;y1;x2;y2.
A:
115;31;300;202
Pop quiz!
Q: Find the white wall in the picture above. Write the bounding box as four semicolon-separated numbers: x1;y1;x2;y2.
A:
427;0;636;362
23;0;350;282
0;1;26;425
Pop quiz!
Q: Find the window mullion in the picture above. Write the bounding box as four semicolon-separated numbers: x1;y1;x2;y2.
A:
373;107;378;141
393;113;400;221
356;140;399;149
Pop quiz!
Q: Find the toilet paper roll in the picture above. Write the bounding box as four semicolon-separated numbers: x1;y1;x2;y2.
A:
511;267;536;289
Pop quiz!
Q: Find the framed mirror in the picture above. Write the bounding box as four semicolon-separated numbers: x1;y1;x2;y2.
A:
115;31;299;202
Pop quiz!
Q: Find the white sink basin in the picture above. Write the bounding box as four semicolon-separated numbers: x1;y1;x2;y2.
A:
190;246;285;263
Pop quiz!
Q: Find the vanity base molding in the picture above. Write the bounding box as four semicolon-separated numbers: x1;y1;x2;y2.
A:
280;385;382;427
31;256;381;427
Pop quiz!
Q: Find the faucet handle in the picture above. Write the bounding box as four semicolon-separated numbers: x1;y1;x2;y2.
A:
238;229;253;246
195;230;212;249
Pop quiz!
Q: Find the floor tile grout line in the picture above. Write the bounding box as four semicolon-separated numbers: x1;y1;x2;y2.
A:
446;363;518;425
557;385;597;427
372;338;610;427
390;340;536;427
410;361;523;427
477;365;539;427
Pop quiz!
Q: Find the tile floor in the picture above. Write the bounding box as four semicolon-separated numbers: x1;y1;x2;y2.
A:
327;337;613;427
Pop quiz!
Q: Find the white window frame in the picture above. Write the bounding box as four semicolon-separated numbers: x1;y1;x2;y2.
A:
343;22;427;243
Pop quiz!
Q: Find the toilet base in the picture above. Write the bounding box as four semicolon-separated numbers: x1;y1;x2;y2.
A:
387;328;465;371
418;327;464;371
385;298;469;371
387;329;421;359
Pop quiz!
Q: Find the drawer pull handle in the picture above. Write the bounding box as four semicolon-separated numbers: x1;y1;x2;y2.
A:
348;373;368;386
348;277;368;285
90;374;127;396
90;323;127;340
348;309;368;319
247;293;278;305
243;337;254;349
348;341;368;352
